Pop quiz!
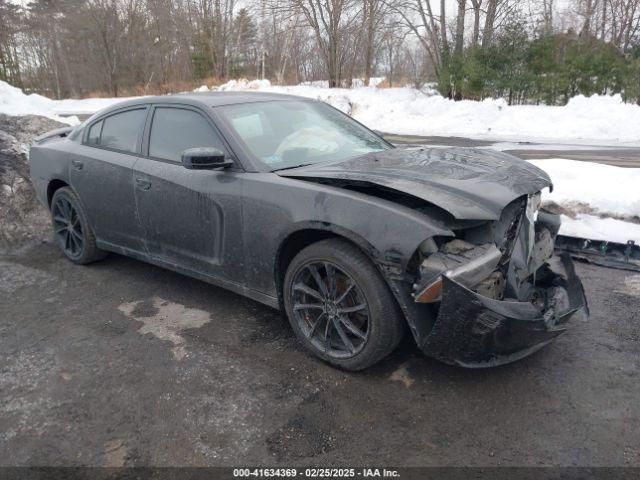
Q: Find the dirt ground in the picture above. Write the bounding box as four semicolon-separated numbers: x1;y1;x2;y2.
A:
1;239;639;467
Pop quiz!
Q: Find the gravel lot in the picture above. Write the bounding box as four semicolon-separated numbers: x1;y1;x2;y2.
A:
1;239;639;467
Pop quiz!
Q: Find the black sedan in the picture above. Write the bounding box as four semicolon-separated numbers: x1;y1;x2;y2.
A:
29;92;588;370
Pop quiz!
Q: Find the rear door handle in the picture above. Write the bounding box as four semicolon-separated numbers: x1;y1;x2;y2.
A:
72;160;83;170
135;178;151;190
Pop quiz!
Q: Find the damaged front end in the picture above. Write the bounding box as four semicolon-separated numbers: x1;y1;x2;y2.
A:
410;194;589;368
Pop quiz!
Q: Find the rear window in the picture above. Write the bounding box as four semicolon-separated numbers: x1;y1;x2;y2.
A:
87;120;102;145
96;109;146;153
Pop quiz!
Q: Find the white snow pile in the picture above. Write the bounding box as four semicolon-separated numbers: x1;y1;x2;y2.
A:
207;79;640;145
0;80;138;125
5;77;640;145
298;77;386;88
215;78;273;91
0;81;74;123
50;96;141;118
529;159;640;243
558;215;640;244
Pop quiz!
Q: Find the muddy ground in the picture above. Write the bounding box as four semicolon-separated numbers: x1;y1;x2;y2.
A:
1;239;639;466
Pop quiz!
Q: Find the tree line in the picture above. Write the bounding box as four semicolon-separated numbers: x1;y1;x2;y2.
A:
1;0;640;104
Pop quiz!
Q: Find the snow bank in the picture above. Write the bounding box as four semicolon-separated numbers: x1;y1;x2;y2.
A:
0;80;137;125
6;78;640;145
299;77;386;88
211;79;640;145
0;81;69;123
529;159;640;219
528;159;640;242
558;214;640;244
217;79;273;91
53;96;139;117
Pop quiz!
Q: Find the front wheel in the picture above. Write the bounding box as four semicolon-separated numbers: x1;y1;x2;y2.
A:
50;187;107;264
283;239;404;370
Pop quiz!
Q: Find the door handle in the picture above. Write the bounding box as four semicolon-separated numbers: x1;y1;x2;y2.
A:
135;178;151;190
72;160;83;170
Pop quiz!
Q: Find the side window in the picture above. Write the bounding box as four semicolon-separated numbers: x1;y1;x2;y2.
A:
149;107;224;162
99;109;147;153
87;120;103;145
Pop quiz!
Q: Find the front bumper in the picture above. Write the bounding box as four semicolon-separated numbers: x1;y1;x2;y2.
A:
419;253;588;367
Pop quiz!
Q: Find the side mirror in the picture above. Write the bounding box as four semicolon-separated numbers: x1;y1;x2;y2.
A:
182;147;233;170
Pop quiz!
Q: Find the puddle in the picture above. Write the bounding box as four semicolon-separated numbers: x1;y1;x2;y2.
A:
103;439;127;467
616;275;640;297
118;296;211;360
389;362;414;388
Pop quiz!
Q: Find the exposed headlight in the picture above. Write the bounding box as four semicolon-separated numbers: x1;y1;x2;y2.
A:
413;240;502;303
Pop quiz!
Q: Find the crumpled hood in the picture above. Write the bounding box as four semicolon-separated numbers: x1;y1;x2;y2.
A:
277;147;552;220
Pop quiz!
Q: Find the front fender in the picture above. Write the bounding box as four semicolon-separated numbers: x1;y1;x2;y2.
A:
241;173;453;298
273;180;453;277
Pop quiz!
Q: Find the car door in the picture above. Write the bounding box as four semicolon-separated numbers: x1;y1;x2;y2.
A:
69;107;148;253
133;105;244;282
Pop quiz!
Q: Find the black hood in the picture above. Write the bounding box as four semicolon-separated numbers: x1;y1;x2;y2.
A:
277;147;552;220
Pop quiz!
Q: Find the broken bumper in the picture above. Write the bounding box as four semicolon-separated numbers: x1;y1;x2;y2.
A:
419;253;589;368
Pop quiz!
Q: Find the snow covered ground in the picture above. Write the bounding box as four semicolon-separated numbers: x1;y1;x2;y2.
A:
529;159;640;243
1;79;638;243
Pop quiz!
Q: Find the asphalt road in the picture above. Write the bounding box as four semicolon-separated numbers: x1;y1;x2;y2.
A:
1;239;639;466
384;134;640;168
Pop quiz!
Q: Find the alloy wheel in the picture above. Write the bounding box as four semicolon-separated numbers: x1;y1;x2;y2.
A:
52;197;84;258
291;261;370;359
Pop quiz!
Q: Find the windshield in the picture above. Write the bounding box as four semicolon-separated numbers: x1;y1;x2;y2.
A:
218;100;391;170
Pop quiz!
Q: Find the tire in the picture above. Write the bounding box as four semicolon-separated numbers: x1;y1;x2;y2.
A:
50;187;107;264
283;238;404;370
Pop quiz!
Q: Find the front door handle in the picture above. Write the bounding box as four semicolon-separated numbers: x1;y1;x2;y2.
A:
135;178;151;190
72;160;83;170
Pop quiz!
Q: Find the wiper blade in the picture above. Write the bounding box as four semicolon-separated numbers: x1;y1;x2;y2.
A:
272;163;314;172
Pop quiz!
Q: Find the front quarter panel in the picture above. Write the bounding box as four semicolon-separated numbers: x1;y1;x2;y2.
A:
241;173;453;298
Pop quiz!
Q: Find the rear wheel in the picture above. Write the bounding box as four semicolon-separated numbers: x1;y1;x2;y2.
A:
283;239;404;370
50;187;106;264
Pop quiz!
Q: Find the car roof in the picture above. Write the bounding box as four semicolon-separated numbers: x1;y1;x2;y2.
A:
179;91;305;105
72;91;315;140
101;91;308;112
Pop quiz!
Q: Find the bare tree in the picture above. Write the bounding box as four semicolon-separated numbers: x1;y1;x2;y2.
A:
291;0;360;87
470;0;483;45
482;0;499;46
0;0;24;87
8;0;640;102
609;0;640;49
440;0;450;61
542;0;554;34
580;0;599;34
362;0;386;86
454;0;466;55
391;0;444;75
